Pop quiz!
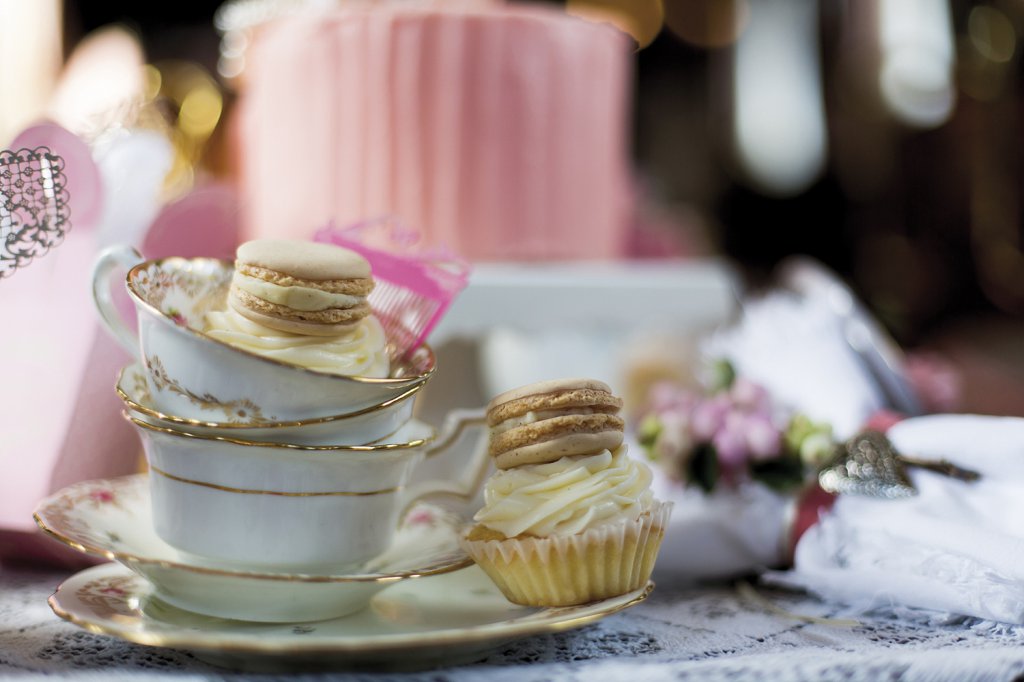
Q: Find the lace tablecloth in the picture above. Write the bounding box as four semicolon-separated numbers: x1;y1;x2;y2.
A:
4;565;1024;682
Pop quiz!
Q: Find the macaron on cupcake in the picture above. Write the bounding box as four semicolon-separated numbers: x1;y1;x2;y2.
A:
461;378;671;606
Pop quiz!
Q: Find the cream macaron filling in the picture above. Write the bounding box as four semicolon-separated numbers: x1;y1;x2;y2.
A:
490;407;602;436
232;271;366;312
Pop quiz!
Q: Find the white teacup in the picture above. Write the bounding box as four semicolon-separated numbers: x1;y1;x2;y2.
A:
92;245;436;423
117;362;420;446
126;409;490;571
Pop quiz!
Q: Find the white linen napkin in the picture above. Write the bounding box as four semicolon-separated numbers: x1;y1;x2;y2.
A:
767;414;1024;624
650;466;790;582
701;291;889;439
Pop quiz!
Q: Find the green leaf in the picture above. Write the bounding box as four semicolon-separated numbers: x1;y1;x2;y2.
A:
708;359;737;393
784;413;834;456
750;454;806;493
689;443;720;493
637;414;662;452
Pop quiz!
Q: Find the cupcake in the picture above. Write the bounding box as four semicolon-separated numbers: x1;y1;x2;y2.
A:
461;378;671;606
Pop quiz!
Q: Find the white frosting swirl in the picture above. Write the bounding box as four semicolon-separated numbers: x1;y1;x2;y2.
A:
473;447;654;538
203;307;390;377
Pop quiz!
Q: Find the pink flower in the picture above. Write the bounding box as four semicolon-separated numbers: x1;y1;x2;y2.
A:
654;412;693;469
167;308;187;327
743;413;782;460
904;352;962;413
713;427;748;468
406;509;437;526
691;395;730;441
640;363;821;494
90;490;114;503
863;409;905;433
730;377;770;411
648;382;696;415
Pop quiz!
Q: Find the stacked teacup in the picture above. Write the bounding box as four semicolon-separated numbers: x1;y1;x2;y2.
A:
92;239;487;587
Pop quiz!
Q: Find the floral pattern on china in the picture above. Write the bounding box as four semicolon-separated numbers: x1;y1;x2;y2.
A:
131;258;231;326
92;247;437;425
143;354;274;423
33;475;474;623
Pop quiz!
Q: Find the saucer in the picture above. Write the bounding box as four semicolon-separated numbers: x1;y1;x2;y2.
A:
34;475;472;622
50;562;653;672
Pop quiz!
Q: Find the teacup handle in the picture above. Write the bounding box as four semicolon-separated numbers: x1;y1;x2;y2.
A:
400;408;492;518
91;244;145;359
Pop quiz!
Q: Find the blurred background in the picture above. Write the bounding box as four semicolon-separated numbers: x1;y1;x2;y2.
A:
3;0;1023;413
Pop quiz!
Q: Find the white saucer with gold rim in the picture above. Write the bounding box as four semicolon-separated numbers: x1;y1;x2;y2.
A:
49;561;653;672
34;474;473;623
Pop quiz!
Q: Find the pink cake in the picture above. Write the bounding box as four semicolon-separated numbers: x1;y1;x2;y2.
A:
234;1;634;261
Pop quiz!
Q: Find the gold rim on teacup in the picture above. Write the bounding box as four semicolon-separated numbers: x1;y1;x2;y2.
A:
148;464;405;497
129;408;488;572
117;364;426;431
125;256;437;386
33;475;471;584
126;415;436;451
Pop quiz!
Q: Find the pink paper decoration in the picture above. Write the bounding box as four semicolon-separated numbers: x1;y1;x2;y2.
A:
0;128;239;567
315;218;470;357
0;225;137;567
142;182;240;260
11;120;103;233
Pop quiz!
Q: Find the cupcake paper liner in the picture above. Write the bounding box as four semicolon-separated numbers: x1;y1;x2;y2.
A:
460;499;673;607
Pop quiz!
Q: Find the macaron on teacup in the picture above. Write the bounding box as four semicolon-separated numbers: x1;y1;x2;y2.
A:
228;238;375;336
